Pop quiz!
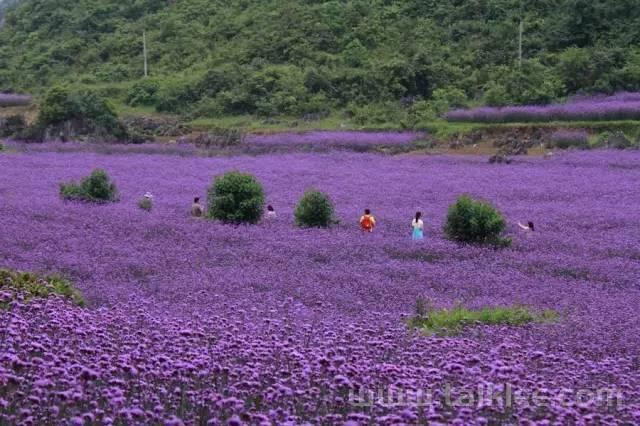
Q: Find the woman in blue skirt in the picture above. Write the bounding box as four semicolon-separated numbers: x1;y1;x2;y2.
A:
411;211;424;240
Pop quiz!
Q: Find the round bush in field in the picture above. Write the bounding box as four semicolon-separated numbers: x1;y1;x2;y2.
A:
295;188;335;228
60;169;119;203
444;195;510;246
207;171;264;224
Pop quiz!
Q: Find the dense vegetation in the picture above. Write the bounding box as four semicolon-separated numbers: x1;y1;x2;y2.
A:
207;171;265;224
2;0;640;123
294;188;336;228
0;268;84;306
60;168;119;203
444;195;511;247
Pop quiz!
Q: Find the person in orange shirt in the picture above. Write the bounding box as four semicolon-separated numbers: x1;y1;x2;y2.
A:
359;209;376;232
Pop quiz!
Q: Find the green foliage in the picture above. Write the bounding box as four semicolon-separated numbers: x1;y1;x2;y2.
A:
294;189;336;228
37;86;127;140
126;78;160;106
2;0;640;120
60;169;119;203
38;86;77;125
444;195;510;247
431;87;468;115
0;268;84;307
155;78;200;114
350;102;403;126
207;172;265;224
138;197;153;212
490;60;565;105
482;82;512;107
407;302;557;336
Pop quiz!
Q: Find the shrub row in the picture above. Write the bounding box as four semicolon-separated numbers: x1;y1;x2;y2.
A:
60;170;509;247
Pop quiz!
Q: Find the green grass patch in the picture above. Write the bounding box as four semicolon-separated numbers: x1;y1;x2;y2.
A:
408;302;558;336
0;269;85;306
424;119;640;138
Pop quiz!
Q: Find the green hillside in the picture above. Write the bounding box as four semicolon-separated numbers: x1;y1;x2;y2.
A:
2;0;640;124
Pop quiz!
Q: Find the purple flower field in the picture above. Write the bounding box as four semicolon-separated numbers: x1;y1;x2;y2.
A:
1;149;640;424
0;93;32;107
447;92;640;123
247;131;424;146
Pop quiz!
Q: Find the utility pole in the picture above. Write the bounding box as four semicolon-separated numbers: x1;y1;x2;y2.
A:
517;0;523;68
518;19;523;68
143;30;148;77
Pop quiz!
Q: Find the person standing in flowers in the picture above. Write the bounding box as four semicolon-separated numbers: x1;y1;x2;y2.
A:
518;221;535;232
191;197;204;217
265;204;277;220
360;209;376;233
411;211;424;240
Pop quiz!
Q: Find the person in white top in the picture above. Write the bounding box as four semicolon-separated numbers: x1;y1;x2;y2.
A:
265;204;277;220
411;211;424;240
518;221;535;232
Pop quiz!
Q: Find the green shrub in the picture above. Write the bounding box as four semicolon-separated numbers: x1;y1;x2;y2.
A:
294;189;336;228
0;269;84;306
406;100;438;127
37;86;127;140
207;171;264;224
155;78;200;113
444;195;511;247
431;87;468;112
38;86;76;126
126;78;161;106
350;102;403;126
60;169;119;203
72;90;125;137
407;303;557;336
138;197;153;212
482;82;512;107
190;96;225;118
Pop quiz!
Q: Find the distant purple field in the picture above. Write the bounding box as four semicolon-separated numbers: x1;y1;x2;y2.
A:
4;131;425;152
447;92;640;123
1;150;640;424
247;130;425;146
0;93;32;107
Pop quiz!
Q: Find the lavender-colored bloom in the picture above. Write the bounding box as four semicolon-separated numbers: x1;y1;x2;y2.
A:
447;92;640;123
0;93;32;107
0;149;639;424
